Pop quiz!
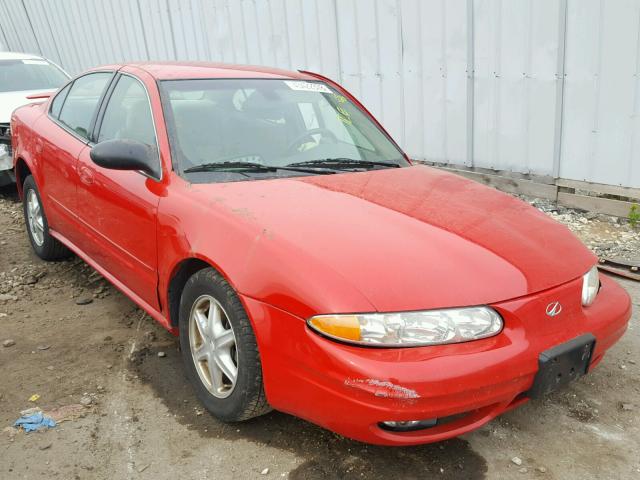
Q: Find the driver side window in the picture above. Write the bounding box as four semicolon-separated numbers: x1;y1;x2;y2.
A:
98;75;156;148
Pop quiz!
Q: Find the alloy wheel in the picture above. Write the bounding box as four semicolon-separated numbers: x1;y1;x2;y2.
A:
26;189;45;246
188;294;238;398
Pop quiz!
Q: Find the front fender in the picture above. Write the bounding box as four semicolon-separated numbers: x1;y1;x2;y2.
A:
156;175;375;326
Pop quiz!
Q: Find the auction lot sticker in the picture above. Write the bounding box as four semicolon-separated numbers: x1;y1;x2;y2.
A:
284;81;332;94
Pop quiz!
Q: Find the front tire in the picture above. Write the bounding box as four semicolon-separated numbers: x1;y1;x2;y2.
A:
179;267;271;421
22;175;71;260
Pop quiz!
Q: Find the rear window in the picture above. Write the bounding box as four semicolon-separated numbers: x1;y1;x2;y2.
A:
0;59;69;93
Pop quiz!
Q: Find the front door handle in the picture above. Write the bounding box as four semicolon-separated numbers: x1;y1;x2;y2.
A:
78;164;94;185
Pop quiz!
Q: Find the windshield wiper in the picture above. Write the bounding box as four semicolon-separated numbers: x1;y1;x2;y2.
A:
183;161;334;175
286;158;401;170
184;161;273;173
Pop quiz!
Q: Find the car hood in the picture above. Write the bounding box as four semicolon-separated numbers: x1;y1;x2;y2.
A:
0;90;52;121
190;165;595;313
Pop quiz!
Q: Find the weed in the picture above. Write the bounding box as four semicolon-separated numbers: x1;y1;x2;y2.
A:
629;203;640;228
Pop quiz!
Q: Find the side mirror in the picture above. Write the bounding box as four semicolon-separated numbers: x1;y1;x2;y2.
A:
90;139;160;178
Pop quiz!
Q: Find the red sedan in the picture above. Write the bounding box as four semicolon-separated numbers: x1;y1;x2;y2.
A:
11;62;631;445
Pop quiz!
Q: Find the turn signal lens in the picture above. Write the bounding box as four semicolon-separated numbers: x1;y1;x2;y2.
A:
307;307;503;347
308;314;361;341
581;265;600;306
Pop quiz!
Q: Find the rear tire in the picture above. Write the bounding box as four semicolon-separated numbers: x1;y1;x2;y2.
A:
179;267;271;421
22;175;71;260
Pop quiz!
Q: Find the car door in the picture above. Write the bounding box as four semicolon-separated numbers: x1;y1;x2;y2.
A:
39;72;112;239
75;73;161;310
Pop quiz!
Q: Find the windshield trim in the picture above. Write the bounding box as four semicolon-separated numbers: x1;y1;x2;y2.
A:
157;77;409;182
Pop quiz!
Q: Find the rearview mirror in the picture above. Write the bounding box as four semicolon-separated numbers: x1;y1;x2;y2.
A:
90;139;160;178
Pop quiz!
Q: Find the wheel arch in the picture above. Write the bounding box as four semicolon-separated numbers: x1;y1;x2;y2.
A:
166;255;244;331
14;157;33;198
167;257;211;330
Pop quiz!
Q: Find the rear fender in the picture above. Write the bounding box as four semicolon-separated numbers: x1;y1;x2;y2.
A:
11;107;46;197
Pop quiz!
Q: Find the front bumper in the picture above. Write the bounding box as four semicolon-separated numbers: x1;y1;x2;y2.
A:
242;274;631;446
0;169;15;187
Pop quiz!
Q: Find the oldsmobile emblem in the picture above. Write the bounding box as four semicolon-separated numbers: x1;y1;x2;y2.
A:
545;301;562;317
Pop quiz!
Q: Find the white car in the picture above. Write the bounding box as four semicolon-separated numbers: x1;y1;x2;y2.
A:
0;52;69;185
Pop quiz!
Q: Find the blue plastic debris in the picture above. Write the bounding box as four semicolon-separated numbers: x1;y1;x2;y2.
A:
14;412;56;433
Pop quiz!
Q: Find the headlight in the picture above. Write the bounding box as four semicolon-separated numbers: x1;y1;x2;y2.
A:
307;306;503;347
0;143;12;171
581;265;600;306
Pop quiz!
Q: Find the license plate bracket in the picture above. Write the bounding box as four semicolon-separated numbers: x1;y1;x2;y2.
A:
528;334;596;399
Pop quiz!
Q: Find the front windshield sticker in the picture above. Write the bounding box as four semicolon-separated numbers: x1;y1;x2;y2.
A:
284;80;332;94
330;94;352;124
22;59;49;65
336;105;352;125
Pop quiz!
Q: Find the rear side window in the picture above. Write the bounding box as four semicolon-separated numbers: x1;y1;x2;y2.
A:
49;83;70;119
58;73;111;139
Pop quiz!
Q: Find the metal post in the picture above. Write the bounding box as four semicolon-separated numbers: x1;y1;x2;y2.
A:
552;0;568;181
466;0;475;167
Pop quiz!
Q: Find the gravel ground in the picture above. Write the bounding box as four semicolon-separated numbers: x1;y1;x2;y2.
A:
0;184;639;480
521;196;640;263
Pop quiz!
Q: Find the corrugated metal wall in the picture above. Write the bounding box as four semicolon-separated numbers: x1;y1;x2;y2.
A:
1;0;639;188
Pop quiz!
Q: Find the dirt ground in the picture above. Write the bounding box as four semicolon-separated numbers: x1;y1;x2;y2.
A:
0;184;639;480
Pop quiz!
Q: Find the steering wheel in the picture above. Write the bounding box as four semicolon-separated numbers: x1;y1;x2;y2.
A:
286;128;338;154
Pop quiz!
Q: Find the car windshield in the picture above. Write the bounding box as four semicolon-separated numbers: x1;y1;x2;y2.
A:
159;78;407;181
0;59;69;93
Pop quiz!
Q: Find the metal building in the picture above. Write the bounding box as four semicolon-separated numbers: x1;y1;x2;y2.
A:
1;0;639;207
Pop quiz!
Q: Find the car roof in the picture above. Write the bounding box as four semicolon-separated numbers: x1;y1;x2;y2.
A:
0;51;45;61
92;61;313;81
